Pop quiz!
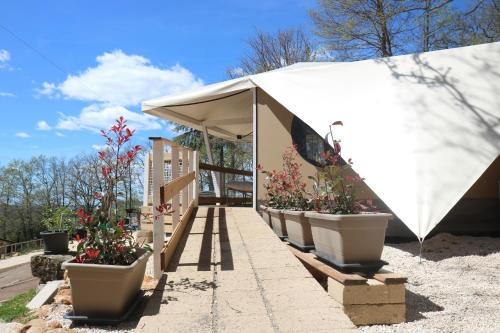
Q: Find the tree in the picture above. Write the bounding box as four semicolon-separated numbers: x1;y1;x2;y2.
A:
310;0;416;60
309;0;466;60
228;28;315;77
461;0;500;44
416;0;461;52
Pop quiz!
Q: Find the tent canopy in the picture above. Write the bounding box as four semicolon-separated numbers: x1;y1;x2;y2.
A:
143;42;500;240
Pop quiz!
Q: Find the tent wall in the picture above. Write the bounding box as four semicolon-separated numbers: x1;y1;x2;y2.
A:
387;155;500;239
256;88;500;240
255;89;376;204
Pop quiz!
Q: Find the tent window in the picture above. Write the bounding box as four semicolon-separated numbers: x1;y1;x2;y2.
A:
291;116;333;167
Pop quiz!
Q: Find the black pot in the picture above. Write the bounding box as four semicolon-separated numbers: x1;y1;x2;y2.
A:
40;230;69;254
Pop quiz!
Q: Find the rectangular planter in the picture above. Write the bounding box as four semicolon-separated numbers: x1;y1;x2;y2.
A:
304;212;391;264
62;250;151;318
268;208;287;239
282;210;314;250
259;205;272;227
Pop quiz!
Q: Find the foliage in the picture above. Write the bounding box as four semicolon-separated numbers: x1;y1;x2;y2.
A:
0;149;144;243
309;0;499;61
257;145;309;210
73;117;150;266
171;123;253;192
0;289;36;323
41;206;75;233
227;28;315;77
309;121;371;214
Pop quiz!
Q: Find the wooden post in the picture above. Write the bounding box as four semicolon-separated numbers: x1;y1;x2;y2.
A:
142;152;151;206
181;148;189;214
171;146;180;230
188;149;194;205
193;150;200;207
151;140;165;280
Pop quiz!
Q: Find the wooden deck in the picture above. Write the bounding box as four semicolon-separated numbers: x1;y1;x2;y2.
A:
136;207;357;333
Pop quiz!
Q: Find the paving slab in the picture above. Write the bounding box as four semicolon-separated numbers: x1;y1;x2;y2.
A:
137;207;357;333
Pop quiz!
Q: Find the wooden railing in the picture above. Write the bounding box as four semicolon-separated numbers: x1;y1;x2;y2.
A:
150;137;199;279
199;162;253;205
0;239;44;259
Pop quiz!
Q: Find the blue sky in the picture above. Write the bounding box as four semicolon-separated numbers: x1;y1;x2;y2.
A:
0;0;313;163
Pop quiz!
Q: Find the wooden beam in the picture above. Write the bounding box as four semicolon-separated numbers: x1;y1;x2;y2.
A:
171;146;180;229
161;201;195;270
160;171;196;204
193;151;200;207
286;244;367;285
199;162;252;176
181;148;189;214
198;196;251;206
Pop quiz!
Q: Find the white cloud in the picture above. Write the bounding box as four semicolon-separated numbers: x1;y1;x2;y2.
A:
228;67;244;78
38;50;203;106
35;82;58;98
55;132;65;137
56;104;162;132
0;50;10;69
36;120;51;131
15;132;31;138
91;144;107;151
0;92;15;97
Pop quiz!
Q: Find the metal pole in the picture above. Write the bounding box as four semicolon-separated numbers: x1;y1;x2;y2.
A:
202;126;221;197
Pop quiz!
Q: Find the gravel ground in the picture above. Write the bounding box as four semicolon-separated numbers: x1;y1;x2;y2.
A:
361;233;500;333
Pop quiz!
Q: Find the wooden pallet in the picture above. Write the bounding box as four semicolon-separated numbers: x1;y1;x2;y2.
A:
287;244;407;326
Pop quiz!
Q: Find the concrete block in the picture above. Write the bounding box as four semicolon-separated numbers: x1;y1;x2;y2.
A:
343;303;406;325
328;277;405;305
27;280;64;309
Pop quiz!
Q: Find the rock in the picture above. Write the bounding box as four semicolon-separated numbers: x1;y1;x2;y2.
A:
34;304;52;318
3;322;23;333
31;255;74;284
26;319;46;329
46;321;62;329
25;327;44;333
53;287;71;305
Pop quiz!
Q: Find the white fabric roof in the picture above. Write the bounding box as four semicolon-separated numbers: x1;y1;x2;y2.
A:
143;42;500;240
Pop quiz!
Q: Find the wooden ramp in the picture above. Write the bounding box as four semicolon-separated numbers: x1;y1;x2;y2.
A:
136;207;357;333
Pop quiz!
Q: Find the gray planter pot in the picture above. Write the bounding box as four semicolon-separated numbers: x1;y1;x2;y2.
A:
268;208;287;239
40;231;68;255
259;205;272;227
282;210;314;250
62;250;151;318
304;212;391;264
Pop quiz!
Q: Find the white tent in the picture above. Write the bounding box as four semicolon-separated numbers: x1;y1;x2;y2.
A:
143;42;500;240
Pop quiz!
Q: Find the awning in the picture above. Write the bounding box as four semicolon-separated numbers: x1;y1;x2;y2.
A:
143;42;500;240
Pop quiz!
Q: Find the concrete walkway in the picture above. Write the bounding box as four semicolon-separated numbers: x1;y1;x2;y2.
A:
0;251;43;273
137;207;357;333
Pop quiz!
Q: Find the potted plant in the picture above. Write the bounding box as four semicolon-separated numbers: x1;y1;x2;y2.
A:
40;207;74;254
62;117;151;320
257;146;314;249
258;204;272;227
257;165;288;239
306;121;391;272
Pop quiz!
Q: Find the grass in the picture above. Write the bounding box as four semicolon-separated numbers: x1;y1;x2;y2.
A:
0;289;37;323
